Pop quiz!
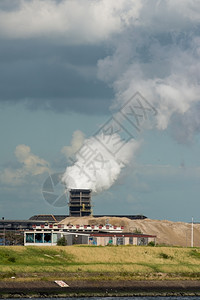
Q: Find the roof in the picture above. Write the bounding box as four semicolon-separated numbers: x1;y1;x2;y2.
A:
0;220;46;224
90;232;156;238
29;214;147;222
29;215;64;222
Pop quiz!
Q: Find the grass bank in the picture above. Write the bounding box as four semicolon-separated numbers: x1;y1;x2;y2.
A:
1;245;200;282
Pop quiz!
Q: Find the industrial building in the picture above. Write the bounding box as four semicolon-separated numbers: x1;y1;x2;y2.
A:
69;189;92;217
30;188;146;221
0;219;47;231
2;188;150;246
24;223;156;246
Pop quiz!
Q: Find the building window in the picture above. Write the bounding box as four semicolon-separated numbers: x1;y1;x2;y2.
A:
89;237;97;245
137;237;148;246
129;237;133;245
116;237;124;245
44;233;51;243
53;233;58;243
26;233;34;243
35;233;43;243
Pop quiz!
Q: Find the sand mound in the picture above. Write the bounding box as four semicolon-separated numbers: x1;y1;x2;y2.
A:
59;216;200;247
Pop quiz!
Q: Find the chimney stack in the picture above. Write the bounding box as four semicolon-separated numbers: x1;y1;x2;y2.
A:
69;189;92;217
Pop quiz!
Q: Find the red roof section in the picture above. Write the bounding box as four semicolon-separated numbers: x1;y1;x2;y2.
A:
90;233;156;238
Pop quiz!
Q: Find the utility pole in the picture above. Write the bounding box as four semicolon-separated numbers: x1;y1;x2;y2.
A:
191;217;194;247
3;227;5;246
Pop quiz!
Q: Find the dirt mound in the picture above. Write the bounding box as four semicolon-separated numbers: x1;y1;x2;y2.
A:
59;216;130;228
59;217;200;247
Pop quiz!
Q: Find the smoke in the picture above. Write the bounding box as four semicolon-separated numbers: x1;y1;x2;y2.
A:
97;1;200;138
63;0;200;193
62;133;140;193
61;130;85;160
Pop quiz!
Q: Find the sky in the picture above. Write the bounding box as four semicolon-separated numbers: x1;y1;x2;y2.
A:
0;0;200;222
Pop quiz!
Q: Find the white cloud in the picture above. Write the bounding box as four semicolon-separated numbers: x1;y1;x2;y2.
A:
0;144;50;185
0;0;142;44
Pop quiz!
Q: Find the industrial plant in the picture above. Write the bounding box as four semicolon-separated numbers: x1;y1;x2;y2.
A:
0;188;155;246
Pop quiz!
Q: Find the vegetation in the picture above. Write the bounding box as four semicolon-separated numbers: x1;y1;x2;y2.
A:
0;245;200;282
132;228;143;234
190;249;200;259
148;241;155;247
159;252;173;259
57;237;67;246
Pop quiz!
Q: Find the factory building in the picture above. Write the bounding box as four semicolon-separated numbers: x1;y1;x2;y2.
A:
3;187;150;246
69;189;92;217
30;189;147;221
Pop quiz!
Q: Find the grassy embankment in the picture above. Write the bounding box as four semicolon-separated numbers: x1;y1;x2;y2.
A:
1;245;200;282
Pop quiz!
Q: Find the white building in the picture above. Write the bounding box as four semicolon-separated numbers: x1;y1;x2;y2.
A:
24;223;156;246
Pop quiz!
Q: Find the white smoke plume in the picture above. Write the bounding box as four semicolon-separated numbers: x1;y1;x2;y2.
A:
61;130;85;160
97;1;200;139
63;0;200;193
62;133;140;193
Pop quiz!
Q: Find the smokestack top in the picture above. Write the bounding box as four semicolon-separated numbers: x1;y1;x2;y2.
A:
69;189;92;192
69;188;92;217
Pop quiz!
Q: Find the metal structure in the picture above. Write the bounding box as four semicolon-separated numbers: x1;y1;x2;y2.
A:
69;189;92;217
29;214;147;221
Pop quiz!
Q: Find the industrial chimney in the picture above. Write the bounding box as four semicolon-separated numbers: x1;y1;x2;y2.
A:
69;189;92;217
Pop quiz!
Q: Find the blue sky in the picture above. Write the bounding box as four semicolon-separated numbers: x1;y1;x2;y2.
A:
0;0;200;222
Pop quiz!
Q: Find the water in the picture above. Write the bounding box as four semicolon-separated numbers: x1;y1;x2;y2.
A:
5;297;200;300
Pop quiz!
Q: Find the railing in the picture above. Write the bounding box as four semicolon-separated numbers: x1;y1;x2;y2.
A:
31;224;123;232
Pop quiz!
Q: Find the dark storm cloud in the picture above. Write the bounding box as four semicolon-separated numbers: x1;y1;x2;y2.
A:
0;39;113;114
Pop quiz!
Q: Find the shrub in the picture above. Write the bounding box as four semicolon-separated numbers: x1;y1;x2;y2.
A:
57;237;67;246
133;228;143;234
148;241;155;247
159;252;172;259
7;256;16;263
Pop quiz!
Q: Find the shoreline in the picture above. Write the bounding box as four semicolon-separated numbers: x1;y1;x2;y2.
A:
0;280;200;298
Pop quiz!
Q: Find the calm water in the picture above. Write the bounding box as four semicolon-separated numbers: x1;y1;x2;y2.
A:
5;297;200;300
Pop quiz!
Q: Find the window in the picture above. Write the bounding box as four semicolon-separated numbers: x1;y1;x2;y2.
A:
116;237;124;245
35;233;43;243
53;233;58;243
93;237;97;245
44;233;51;243
89;237;97;245
129;237;133;245
89;237;93;245
137;237;148;246
26;233;34;243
